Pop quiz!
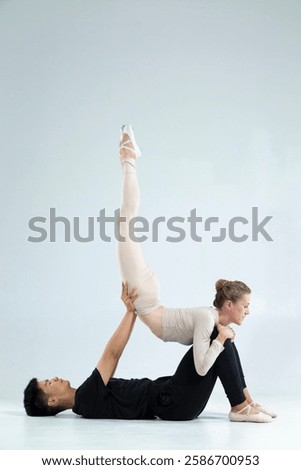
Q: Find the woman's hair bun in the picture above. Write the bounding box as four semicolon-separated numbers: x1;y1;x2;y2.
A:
215;279;229;291
213;279;251;309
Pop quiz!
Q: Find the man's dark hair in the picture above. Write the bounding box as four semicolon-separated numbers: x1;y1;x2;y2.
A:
23;378;65;417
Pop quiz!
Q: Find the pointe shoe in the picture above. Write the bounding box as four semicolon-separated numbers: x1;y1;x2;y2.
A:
119;124;141;159
229;404;272;423
250;401;277;418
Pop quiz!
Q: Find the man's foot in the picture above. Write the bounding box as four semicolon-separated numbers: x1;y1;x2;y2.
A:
119;124;141;160
250;401;277;418
242;388;277;417
229;404;272;423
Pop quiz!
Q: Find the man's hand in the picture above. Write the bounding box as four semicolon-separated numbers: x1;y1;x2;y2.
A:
121;282;138;313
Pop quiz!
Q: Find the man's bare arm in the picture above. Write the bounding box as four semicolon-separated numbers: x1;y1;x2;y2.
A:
96;283;138;385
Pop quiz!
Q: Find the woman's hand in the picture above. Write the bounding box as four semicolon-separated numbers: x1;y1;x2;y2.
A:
121;282;138;313
216;323;236;344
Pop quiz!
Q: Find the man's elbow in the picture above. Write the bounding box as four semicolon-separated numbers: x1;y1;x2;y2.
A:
108;348;121;361
102;348;120;365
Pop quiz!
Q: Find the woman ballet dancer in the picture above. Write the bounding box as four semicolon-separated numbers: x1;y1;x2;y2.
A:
117;124;276;423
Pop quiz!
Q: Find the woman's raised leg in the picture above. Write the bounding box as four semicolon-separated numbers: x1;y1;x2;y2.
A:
118;126;163;332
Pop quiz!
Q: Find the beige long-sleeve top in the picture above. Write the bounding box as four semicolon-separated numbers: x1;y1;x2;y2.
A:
161;306;224;376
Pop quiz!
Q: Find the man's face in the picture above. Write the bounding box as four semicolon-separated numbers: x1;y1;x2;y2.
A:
38;377;71;402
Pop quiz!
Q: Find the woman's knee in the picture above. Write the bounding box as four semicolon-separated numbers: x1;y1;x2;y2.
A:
223;338;234;351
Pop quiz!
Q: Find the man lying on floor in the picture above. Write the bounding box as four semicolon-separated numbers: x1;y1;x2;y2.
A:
23;284;272;423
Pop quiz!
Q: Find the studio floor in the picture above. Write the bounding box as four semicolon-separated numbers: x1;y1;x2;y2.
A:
0;394;299;451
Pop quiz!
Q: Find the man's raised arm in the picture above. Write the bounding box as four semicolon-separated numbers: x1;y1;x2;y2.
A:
96;282;138;385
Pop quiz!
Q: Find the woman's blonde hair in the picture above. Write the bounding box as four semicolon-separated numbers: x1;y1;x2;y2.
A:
213;279;251;309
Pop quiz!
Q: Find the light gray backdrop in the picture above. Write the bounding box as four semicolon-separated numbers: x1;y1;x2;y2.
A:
1;0;300;403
